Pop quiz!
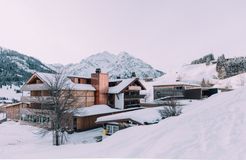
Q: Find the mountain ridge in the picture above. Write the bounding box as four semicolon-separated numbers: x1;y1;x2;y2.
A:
49;51;165;79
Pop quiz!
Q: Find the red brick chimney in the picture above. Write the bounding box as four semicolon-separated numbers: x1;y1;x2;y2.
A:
91;68;109;105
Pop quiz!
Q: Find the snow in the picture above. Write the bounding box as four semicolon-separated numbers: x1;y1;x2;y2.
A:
50;51;164;79
22;72;96;91
142;63;246;102
0;85;23;101
0;121;104;157
212;72;246;89
96;107;162;124
108;78;137;94
72;84;96;91
153;81;201;87
1;87;246;159
73;105;120;117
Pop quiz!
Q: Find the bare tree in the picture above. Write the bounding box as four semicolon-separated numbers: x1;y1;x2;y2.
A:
42;72;78;145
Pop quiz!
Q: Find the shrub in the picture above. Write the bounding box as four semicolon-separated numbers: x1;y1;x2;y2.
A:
159;99;182;119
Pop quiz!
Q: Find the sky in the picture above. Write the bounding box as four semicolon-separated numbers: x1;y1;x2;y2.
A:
0;0;246;72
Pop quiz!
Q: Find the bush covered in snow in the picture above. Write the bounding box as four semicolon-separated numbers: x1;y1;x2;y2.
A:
159;100;182;119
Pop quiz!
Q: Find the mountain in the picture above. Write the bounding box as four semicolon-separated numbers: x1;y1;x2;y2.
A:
0;47;54;86
49;51;164;79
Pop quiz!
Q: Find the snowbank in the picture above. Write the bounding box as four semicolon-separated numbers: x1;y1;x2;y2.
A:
1;83;246;159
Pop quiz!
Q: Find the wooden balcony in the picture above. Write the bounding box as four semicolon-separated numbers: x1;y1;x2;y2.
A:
21;96;54;103
21;84;49;91
124;94;146;100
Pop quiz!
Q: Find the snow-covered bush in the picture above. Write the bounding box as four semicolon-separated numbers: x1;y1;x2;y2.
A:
159;100;182;119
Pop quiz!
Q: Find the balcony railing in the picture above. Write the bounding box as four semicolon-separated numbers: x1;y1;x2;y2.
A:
21;96;54;103
124;94;146;99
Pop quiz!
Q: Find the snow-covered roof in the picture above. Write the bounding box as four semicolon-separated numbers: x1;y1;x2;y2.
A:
153;81;201;87
67;75;91;79
109;79;123;83
73;105;121;117
22;72;96;91
35;72;57;84
108;78;145;94
1;102;23;108
96;107;162;124
21;83;50;91
71;84;96;91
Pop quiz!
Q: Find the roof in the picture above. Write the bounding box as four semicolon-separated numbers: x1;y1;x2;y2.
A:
1;102;25;108
108;78;146;94
96;107;162;125
67;75;91;79
109;79;123;83
73;105;121;117
21;72;96;91
153;81;201;87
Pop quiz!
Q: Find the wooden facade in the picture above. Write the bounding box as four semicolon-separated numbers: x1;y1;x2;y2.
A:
74;108;141;131
0;103;29;120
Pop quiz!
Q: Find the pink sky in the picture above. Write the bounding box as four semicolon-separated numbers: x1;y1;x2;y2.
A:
0;0;246;71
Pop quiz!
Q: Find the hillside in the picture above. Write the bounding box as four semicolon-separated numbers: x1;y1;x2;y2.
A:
0;47;54;86
142;63;246;102
49;51;164;79
1;87;246;159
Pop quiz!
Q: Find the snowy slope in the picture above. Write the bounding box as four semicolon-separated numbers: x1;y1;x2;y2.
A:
142;63;246;102
1;87;246;159
49;51;164;79
0;85;24;101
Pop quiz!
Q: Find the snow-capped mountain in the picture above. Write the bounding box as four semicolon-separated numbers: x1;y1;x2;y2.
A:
0;47;54;86
49;51;164;79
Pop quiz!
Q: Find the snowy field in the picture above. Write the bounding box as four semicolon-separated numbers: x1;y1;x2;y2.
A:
1;87;246;159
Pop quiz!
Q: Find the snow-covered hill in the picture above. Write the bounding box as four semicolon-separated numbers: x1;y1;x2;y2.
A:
49;51;164;79
1;87;246;159
142;63;246;102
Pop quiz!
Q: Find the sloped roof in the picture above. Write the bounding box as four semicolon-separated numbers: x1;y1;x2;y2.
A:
96;107;162;125
108;78;146;94
21;72;96;91
73;105;120;117
153;81;201;87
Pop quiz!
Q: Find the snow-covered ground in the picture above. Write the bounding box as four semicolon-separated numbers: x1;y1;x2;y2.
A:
0;85;23;101
0;121;105;158
1;87;246;159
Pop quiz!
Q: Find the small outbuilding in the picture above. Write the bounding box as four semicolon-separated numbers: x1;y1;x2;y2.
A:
96;107;162;135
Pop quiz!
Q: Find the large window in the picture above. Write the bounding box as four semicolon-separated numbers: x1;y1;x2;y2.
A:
106;125;119;135
21;114;50;124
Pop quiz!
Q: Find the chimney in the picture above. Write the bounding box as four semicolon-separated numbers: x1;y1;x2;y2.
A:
91;68;109;105
131;72;136;78
95;68;101;73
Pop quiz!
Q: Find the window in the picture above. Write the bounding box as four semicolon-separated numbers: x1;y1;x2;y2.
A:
21;114;50;124
106;125;119;135
176;86;183;90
